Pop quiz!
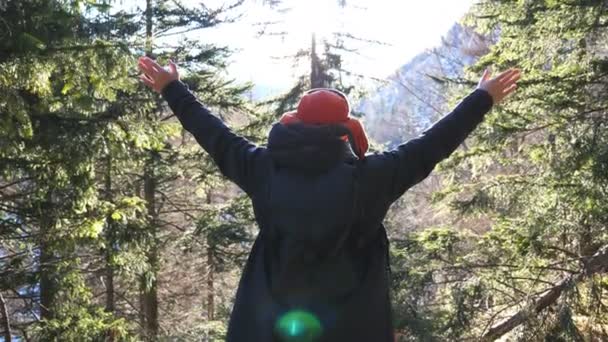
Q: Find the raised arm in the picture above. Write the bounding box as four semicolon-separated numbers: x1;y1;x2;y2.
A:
138;57;268;195
365;68;521;203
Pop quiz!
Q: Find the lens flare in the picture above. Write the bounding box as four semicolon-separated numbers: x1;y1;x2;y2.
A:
274;310;323;342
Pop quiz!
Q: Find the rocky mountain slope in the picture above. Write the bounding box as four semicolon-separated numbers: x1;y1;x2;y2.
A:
357;23;491;148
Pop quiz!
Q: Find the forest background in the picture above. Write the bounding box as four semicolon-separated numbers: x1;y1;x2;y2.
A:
1;0;608;341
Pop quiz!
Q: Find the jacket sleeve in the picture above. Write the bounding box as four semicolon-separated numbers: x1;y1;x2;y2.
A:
364;89;494;203
161;80;268;195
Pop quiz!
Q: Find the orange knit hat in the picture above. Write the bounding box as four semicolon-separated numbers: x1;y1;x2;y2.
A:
279;88;368;159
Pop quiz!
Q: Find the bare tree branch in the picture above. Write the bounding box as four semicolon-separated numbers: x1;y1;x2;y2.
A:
482;244;608;341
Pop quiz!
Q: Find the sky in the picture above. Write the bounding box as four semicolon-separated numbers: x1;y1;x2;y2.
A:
126;0;476;92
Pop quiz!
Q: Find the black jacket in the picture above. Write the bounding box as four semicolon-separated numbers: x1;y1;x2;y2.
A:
161;81;494;342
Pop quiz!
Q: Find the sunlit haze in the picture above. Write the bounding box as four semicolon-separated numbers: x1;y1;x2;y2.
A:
127;0;476;92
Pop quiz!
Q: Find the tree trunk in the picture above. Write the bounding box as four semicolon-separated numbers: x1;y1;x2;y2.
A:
39;195;56;322
0;292;11;342
206;243;215;321
104;155;118;342
104;155;115;314
139;1;159;339
482;245;608;341
310;33;325;89
141;154;159;339
39;240;55;321
105;256;115;313
204;194;215;321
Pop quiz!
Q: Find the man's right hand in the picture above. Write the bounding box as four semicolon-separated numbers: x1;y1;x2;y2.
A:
478;68;521;104
138;56;180;94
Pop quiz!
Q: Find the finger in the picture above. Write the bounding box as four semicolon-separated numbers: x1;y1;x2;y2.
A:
169;60;178;76
141;72;154;82
497;68;516;77
481;68;490;82
502;83;517;97
142;57;165;74
141;58;163;74
138;56;155;69
489;69;511;83
139;74;155;88
492;69;515;83
138;60;157;78
497;69;519;83
139;58;163;77
502;71;521;86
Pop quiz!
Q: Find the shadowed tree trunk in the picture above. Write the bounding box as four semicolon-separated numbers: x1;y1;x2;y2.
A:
483;245;608;341
139;0;160;339
204;194;215;321
39;195;56;322
0;292;11;342
207;243;215;321
104;154;118;342
141;154;159;339
310;33;326;89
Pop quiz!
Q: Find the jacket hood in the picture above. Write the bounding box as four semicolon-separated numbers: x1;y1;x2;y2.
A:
267;123;358;174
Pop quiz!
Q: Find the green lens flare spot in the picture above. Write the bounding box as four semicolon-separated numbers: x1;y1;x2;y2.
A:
275;310;323;342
